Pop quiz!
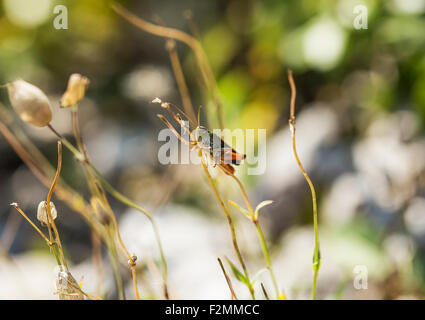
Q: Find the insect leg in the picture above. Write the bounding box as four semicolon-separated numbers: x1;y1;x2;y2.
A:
157;114;196;146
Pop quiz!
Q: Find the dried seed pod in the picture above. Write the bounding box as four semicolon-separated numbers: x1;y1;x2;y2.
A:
55;270;84;300
37;201;57;226
60;73;90;108
7;79;52;127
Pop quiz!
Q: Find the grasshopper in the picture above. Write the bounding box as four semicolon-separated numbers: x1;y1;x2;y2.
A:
153;98;245;175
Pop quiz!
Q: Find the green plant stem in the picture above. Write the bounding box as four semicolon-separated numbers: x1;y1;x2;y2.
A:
199;151;255;299
46;141;69;270
47;124;83;161
254;220;280;298
230;174;280;299
106;226;126;300
71;106;89;160
0;113;103;236
89;167;169;299
71;105;142;299
312;268;319;300
288;70;320;300
47;124;169;299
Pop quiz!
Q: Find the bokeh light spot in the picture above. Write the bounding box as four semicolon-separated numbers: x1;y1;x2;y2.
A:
303;17;347;71
3;0;51;28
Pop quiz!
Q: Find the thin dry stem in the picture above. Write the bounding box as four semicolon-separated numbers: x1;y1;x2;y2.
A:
70;104;141;298
0;115;100;233
0;111;128;298
218;257;238;300
153;16;197;124
288;70;320;300
91;230;104;295
199;150;255;299
10;203;52;245
46;141;68;270
71;105;89;160
229;174;280;298
65;276;103;300
230;175;255;219
111;2;224;128
99;189;141;300
51;109;169;299
261;283;270;300
166;40;197;124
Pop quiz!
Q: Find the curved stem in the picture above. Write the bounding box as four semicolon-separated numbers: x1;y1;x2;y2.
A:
111;2;224;129
89;166;169;299
46;141;68;270
99;188;141;300
47;125;169;299
288;70;320;300
0;115;101;234
199;151;255;299
106;227;126;300
230;174;280;298
71;105;141;299
230;175;254;218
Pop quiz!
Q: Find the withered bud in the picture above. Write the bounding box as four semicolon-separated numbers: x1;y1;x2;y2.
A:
60;73;90;108
7;80;52;127
37;201;57;226
128;254;137;267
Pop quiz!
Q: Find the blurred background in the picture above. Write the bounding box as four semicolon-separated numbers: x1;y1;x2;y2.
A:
0;0;424;299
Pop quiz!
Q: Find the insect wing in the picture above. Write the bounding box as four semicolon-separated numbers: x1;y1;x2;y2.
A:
222;149;246;165
209;132;246;165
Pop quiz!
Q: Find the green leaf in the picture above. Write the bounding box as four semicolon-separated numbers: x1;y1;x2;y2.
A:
228;200;251;220
255;200;274;219
225;257;250;287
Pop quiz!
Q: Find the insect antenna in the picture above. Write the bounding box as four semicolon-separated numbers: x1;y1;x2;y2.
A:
152;98;196;127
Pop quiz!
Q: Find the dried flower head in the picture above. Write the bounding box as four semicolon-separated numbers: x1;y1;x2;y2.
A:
7;79;52;127
37;201;57;226
60;73;90;108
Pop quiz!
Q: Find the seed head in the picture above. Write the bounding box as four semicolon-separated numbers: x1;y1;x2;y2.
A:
60;73;90;108
37;201;57;226
7;80;52;127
